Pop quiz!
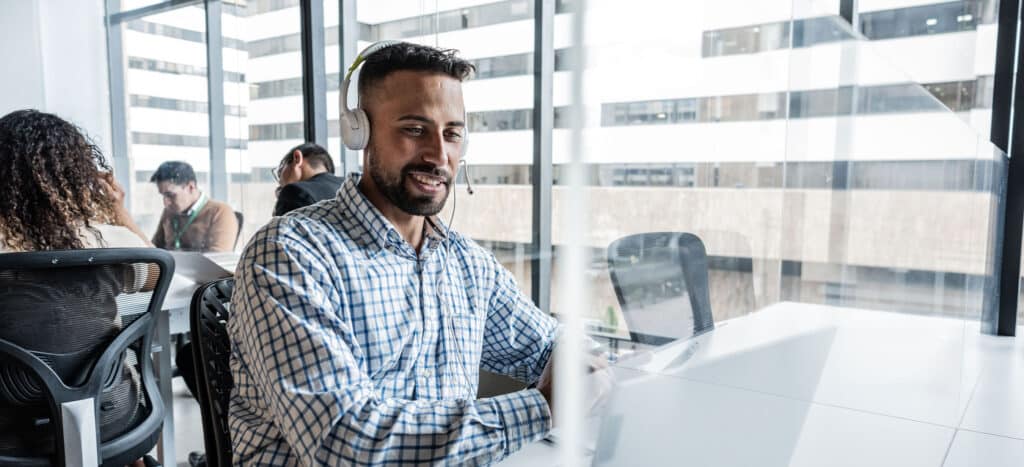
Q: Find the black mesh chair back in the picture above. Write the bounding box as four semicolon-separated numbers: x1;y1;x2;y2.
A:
607;233;714;346
189;278;235;467
0;248;174;466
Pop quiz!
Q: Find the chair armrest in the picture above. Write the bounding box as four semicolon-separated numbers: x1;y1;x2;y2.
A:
61;397;99;467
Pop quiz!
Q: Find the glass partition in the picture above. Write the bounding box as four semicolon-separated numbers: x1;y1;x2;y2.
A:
114;2;301;249
118;5;217;236
222;1;303;245
558;0;1004;351
571;0;1008;465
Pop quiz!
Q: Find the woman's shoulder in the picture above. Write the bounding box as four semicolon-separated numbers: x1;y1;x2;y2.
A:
83;223;147;249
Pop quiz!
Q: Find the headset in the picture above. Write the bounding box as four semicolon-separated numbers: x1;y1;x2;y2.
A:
341;40;478;393
340;40;470;161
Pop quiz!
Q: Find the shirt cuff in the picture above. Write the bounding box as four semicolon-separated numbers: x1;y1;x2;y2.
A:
492;388;552;459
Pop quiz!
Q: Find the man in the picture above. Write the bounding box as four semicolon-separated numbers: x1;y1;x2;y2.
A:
173;146;339;440
272;142;344;216
150;160;238;252
229;42;559;465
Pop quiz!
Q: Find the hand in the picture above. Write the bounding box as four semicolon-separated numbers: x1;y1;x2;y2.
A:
535;352;614;425
97;172;126;206
97;172;146;243
537;355;554;411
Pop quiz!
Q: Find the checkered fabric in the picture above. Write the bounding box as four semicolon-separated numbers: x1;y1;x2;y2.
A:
228;173;557;465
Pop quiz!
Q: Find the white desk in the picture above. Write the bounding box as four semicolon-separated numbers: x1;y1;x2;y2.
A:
503;302;1024;467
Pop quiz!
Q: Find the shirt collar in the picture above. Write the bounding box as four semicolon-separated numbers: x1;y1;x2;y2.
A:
339;173;447;256
184;192;207;216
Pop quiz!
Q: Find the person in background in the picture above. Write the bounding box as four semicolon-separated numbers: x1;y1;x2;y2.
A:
175;143;343;414
150;161;237;252
272;142;344;216
0;109;159;467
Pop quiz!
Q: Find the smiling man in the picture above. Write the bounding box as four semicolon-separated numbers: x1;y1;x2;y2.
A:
228;42;559;465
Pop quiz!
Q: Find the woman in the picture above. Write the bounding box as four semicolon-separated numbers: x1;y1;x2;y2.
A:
0;109;157;466
0;110;149;252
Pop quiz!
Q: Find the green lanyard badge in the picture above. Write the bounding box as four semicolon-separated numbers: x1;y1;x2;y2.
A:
171;194;208;250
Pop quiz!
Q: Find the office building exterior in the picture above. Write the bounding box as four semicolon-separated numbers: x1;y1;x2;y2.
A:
113;0;1012;328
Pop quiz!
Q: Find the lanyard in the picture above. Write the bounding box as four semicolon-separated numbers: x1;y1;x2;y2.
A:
171;194;208;250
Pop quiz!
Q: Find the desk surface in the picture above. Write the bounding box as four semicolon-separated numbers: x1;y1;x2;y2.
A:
502;302;1024;467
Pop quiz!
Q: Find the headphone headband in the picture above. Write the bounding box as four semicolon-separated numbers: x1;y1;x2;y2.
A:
340;40;401;117
339;40;468;159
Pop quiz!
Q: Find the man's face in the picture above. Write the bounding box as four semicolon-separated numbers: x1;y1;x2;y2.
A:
156;181;199;214
363;70;466;217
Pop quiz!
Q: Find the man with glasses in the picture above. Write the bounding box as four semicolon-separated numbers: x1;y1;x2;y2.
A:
272;142;343;216
150;160;237;252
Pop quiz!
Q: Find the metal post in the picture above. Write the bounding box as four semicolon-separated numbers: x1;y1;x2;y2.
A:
531;0;555;313
339;0;359;174
205;0;227;201
986;0;1022;336
839;0;857;28
105;0;133;208
300;0;328;146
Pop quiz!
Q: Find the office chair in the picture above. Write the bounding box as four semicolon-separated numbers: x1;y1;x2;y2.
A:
233;211;244;249
189;278;235;467
0;248;173;466
606;233;715;346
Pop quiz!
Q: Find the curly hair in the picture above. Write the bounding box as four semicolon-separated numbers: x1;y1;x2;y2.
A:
0;110;119;251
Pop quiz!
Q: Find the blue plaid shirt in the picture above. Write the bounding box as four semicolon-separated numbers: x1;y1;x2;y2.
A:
228;173;558;465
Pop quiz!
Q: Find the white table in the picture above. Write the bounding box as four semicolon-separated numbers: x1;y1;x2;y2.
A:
503;302;1024;466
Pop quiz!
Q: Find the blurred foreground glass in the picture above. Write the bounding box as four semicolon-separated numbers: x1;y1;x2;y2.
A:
222;2;303;246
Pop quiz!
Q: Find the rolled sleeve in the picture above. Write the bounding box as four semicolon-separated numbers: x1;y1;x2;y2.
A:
492;389;552;457
480;254;559;384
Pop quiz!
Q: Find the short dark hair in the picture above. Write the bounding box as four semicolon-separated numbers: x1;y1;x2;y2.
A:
357;42;475;103
283;142;334;173
150;160;196;185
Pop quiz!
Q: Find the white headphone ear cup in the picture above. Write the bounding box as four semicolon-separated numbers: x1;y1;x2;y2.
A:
341;109;371;151
461;135;468;159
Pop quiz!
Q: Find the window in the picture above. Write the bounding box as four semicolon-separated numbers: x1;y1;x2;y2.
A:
860;0;989;40
118;5;215;234
222;2;304;243
701;1;998;58
351;0;540;296
552;1;1005;342
131;94;246;116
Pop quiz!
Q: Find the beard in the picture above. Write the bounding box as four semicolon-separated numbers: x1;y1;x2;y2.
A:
367;150;453;216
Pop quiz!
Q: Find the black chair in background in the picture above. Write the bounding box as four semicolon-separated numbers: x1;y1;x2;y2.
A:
0;248;174;466
607;232;715;347
189;278;235;467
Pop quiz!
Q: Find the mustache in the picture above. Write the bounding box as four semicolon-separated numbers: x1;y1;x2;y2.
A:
402;164;453;184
